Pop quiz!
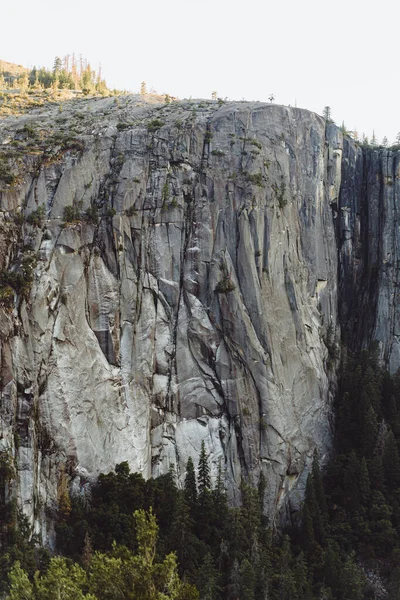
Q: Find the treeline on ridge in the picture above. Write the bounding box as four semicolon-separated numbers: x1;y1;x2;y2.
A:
0;55;109;95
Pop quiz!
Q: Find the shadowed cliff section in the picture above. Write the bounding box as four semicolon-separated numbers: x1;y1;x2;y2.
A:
337;134;400;371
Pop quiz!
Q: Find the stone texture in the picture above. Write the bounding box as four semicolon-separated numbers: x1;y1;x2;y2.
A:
337;135;400;371
0;96;342;542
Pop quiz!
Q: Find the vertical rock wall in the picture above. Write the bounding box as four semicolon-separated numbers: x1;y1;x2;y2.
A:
338;135;400;371
0;98;340;541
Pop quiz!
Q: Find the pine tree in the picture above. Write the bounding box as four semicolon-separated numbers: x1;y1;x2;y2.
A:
184;456;197;510
337;553;367;600
239;558;256;600
212;460;228;533
198;441;211;495
322;106;332;122
343;450;361;511
383;429;400;491
241;484;263;562
82;532;93;570
312;450;328;522
196;442;213;544
292;551;312;599
227;559;240;600
322;539;341;593
196;553;220;600
275;535;297;600
389;550;400;600
360;404;379;457
303;471;326;547
227;508;246;564
359;456;371;507
169;491;198;578
53;56;62;74
6;561;33;600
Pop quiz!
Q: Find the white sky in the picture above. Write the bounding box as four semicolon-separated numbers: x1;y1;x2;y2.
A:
2;0;399;143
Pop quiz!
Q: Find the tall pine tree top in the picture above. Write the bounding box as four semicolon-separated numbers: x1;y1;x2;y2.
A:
184;456;197;508
198;441;211;494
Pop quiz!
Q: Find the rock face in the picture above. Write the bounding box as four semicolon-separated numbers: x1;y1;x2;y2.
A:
0;95;389;543
337;134;400;371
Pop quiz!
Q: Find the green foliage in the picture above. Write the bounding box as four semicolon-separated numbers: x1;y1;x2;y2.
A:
6;511;197;600
6;561;33;600
63;205;81;223
322;106;333;123
0;252;37;298
184;457;197;509
147;119;164;132
125;206;137;217
0;284;14;309
198;441;211;495
84;205;99;225
272;179;287;208
324;323;339;367
244;171;265;188
105;207;116;218
7;347;400;597
116;122;135;131
249;139;262;150
215;271;236;294
161;182;170;204
0;162;18;185
26;205;45;227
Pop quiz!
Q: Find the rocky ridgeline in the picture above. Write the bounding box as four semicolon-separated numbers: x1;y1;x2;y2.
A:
0;95;398;544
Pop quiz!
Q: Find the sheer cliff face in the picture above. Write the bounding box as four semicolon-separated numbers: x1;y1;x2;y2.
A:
338;135;400;371
0;97;339;539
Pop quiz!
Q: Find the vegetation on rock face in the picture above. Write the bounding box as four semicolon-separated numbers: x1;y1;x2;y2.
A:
147;119;164;132
26;205;46;227
0;251;37;300
215;273;236;293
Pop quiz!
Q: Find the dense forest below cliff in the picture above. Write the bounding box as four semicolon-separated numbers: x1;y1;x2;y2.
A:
1;347;400;599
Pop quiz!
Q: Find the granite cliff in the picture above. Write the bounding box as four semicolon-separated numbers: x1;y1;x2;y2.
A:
0;96;397;544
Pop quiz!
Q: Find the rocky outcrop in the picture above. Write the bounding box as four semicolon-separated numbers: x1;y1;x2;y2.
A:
0;96;344;542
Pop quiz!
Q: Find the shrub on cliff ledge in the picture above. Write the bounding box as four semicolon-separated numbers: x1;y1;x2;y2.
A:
63;205;81;223
26;205;45;227
147;119;164;132
215;273;236;293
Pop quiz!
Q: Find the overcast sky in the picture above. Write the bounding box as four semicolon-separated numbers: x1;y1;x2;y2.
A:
2;0;398;143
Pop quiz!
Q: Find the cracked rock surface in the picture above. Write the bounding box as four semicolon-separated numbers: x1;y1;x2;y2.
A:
0;96;343;541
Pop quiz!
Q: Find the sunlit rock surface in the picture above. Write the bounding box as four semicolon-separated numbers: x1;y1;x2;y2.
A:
0;95;368;542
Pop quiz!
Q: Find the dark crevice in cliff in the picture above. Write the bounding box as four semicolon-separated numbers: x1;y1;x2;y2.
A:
337;140;399;365
165;181;196;413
